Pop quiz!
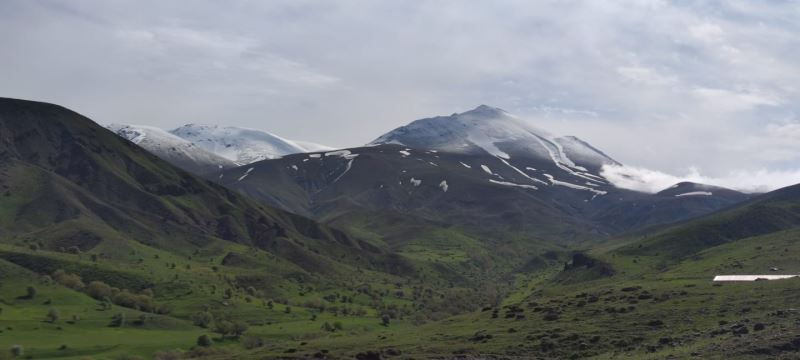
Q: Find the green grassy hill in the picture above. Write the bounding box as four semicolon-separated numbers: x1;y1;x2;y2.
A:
0;97;797;359
0;98;502;359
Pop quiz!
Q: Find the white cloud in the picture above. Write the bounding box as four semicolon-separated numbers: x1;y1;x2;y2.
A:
601;164;800;193
616;66;678;86
0;0;799;179
688;23;724;43
690;87;781;112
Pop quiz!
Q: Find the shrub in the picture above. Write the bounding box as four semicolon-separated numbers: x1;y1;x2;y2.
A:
381;314;391;326
46;308;60;323
242;335;264;349
110;313;126;327
10;345;23;358
115;355;144;360
192;311;214;328
53;270;85;290
112;290;154;312
152;350;181;360
213;320;233;338
85;281;113;300
230;320;248;338
197;334;213;347
25;286;36;299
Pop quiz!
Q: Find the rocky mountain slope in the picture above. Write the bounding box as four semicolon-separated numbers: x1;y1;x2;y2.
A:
0;97;397;277
218;105;750;245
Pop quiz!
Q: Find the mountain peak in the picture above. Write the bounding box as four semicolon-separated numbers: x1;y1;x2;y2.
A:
170;124;332;165
461;104;508;118
369;105;618;170
656;181;743;197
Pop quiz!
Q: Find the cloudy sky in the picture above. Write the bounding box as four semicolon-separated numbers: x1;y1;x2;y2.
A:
2;0;800;192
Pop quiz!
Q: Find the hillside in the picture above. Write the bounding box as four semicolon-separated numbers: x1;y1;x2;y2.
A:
0;98;450;358
0;98;791;359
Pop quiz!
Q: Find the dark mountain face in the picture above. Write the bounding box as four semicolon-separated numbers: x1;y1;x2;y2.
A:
210;106;748;246
0;98;390;275
217;143;749;245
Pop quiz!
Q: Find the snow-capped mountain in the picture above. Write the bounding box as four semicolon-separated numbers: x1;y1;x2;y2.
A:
369;105;620;172
170;124;333;165
106;124;236;175
216;105;748;240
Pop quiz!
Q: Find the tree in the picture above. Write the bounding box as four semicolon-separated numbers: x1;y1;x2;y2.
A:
110;312;126;327
52;270;84;290
192;311;214;328
46;308;60;323
242;336;264;349
230;320;248;338
213;320;233;339
321;322;334;332
85;281;113;300
197;334;212;347
25;286;36;299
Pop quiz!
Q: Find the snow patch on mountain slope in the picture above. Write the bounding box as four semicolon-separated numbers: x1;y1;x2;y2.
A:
238;167;254;182
332;159;355;183
489;180;538;190
542;173;607;196
439;180;448;192
498;157;549;185
675;191;713;197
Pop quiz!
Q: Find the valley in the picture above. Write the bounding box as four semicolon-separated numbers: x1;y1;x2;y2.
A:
0;98;797;360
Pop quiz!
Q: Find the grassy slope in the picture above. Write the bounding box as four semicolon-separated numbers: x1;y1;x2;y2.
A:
1;97;796;359
0;98;567;359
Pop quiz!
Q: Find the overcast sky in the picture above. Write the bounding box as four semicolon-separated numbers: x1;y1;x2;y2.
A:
2;0;800;191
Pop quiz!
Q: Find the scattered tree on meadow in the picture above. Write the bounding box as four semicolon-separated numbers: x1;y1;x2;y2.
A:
110;312;126;327
52;270;85;290
197;334;212;347
10;345;23;358
85;281;113;300
192;311;214;328
25;286;36;299
46;308;60;323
